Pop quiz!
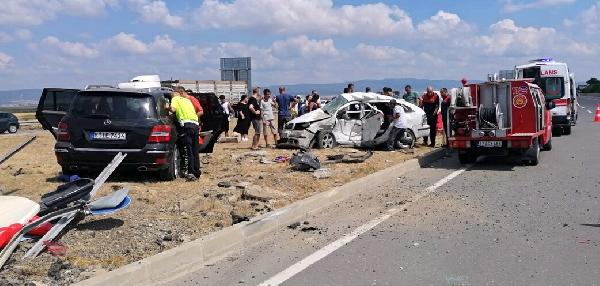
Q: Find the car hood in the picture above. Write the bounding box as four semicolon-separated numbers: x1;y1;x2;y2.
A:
289;109;331;124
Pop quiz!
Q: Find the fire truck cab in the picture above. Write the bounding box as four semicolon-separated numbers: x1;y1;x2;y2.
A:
515;58;577;135
448;79;555;165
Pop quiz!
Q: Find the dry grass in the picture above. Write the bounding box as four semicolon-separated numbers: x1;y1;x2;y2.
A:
0;123;436;283
13;112;36;121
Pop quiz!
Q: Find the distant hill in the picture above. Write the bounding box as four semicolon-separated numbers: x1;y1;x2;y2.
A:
266;78;478;97
0;89;42;107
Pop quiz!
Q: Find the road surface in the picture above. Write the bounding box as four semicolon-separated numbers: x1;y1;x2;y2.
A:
175;96;600;286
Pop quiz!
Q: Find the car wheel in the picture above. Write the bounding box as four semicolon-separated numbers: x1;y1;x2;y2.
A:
397;130;416;149
315;132;336;149
458;151;476;164
159;147;180;181
8;124;17;134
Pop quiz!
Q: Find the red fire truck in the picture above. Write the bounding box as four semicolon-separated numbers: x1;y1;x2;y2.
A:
447;79;555;165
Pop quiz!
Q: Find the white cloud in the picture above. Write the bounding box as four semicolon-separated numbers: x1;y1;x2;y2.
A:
15;29;33;40
478;19;557;56
0;52;13;70
355;43;411;61
105;33;149;54
582;1;600;34
417;10;471;39
195;0;413;37
42;36;100;58
129;0;184;28
60;0;119;16
271;35;339;58
502;0;575;12
0;32;14;43
0;0;117;26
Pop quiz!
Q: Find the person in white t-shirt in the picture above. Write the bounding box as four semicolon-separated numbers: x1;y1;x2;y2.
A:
386;99;409;151
219;95;235;137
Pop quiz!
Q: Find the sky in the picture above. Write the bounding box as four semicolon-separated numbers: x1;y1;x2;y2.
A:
0;0;599;90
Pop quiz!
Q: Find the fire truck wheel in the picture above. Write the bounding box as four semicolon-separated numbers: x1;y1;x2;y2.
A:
458;151;476;164
523;139;540;166
563;125;572;135
542;137;552;151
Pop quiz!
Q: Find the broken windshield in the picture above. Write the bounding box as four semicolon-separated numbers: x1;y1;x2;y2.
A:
322;96;349;114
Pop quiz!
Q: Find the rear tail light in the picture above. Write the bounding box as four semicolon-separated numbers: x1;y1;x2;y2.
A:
148;125;171;143
422;115;427;126
57;121;70;142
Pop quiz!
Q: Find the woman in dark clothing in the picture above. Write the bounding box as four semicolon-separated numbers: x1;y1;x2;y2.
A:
233;95;251;141
419;86;440;147
440;88;451;147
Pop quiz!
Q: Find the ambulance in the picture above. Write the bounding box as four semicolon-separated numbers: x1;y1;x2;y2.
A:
515;58;578;135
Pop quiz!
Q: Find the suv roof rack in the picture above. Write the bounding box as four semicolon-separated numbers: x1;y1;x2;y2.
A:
85;85;116;90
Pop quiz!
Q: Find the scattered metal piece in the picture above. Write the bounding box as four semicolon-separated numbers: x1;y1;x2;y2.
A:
0;135;37;165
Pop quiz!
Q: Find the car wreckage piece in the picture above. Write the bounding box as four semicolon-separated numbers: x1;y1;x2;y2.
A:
0;153;131;269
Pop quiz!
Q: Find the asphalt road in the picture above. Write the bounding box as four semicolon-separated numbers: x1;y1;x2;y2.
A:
175;96;600;286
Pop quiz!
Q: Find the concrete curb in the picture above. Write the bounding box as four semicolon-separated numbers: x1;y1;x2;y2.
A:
76;148;449;286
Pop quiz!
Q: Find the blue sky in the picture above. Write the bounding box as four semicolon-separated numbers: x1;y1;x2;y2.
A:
0;0;598;89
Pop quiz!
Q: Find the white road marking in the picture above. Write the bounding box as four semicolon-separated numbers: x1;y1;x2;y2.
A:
258;166;470;286
588;110;593;114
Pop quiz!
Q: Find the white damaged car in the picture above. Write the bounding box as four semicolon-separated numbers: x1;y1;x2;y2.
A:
279;92;430;149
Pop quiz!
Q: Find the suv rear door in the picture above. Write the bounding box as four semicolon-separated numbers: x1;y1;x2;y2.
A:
36;88;80;138
193;93;226;153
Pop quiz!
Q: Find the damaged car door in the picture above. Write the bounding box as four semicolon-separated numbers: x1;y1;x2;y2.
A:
360;103;384;147
333;102;363;146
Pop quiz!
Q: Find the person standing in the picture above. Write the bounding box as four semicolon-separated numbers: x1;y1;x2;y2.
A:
403;85;419;105
307;94;320;112
275;86;297;139
347;83;355;93
233;95;251;141
365;87;372;93
219;95;234;137
386;99;408;151
420;86;440;147
440;88;451;147
249;87;262;150
261;89;278;147
169;91;200;180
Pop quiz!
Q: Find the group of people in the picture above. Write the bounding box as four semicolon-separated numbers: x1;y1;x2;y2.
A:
232;86;297;150
383;84;451;149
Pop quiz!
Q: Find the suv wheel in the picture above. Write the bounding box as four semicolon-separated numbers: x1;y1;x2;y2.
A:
8;124;17;134
159;147;180;181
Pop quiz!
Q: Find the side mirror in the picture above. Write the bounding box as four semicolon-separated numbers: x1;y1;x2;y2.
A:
546;101;556;110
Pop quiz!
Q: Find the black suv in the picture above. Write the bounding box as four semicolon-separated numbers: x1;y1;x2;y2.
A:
0;112;20;134
36;87;225;180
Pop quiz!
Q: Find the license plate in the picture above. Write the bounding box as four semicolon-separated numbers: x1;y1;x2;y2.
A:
91;132;126;141
477;141;502;148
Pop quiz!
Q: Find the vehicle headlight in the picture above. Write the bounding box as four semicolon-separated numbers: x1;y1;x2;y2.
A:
422;115;427;125
285;122;294;130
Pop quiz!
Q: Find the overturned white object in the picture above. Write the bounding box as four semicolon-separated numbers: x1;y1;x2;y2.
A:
118;75;161;89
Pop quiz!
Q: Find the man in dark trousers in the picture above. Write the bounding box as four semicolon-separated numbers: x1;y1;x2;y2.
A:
275;86;296;139
169;91;200;180
419;86;440;147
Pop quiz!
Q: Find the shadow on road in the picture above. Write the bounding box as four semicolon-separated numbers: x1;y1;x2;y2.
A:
580;224;600;228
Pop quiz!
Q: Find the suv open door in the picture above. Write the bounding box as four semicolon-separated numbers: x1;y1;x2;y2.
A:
36;88;79;138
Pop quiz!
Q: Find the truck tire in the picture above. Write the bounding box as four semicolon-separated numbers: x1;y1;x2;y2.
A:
563;125;572;135
542;137;552;151
315;132;336;149
458;151;476;164
8;124;17;134
523;139;540;166
159;147;180;181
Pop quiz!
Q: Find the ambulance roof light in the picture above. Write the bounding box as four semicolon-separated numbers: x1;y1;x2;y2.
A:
529;58;554;63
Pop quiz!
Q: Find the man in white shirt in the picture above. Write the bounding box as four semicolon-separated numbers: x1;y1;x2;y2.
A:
219;95;234;137
386;99;408;151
